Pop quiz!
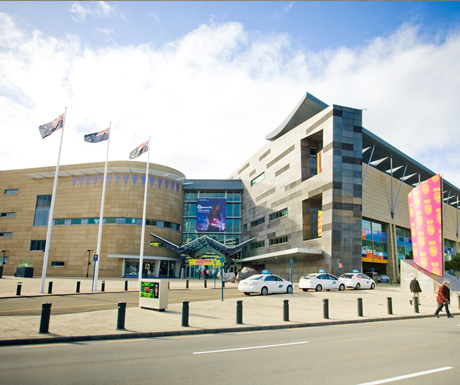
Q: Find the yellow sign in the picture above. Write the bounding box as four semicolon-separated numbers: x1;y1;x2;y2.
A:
188;259;222;266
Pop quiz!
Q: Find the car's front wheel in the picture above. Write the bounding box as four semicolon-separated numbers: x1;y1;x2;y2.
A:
261;287;268;296
244;292;251;295
287;285;293;294
339;284;345;291
370;283;375;290
302;288;309;292
355;283;361;290
315;285;322;292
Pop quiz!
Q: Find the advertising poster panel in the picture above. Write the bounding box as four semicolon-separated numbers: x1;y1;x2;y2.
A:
408;174;442;276
196;198;226;232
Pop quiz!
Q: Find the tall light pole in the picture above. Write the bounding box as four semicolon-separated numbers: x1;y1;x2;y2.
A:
86;249;93;278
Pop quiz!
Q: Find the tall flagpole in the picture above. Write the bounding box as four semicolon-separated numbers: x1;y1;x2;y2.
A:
40;107;67;293
93;123;111;291
138;136;150;290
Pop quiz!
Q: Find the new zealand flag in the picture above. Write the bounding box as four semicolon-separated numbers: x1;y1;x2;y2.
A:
38;113;64;139
129;140;149;159
84;128;110;143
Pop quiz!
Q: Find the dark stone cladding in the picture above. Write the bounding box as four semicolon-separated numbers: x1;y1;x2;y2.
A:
275;164;290;177
271;189;302;208
266;145;295;169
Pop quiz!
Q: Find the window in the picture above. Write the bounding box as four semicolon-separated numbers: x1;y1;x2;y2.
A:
4;189;19;194
251;240;265;250
269;235;288;246
51;261;65;267
1;212;15;217
251;172;265;186
251;217;265;228
71;218;82;225
269;208;288;221
0;232;12;237
30;240;46;251
33;195;52;226
104;217;116;224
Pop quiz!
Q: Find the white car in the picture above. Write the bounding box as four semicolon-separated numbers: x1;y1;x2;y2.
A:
238;274;293;296
340;273;375;290
299;273;345;292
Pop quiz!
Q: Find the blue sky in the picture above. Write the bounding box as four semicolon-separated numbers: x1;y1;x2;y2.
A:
1;1;460;188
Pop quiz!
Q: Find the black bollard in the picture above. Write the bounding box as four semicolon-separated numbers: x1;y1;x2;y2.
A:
182;301;189;327
323;298;329;319
125;280;128;291
76;281;81;293
283;299;289;322
204;279;207;288
186;279;189;289
16;282;22;296
414;297;420;313
48;281;53;294
101;281;105;292
117;302;126;330
387;297;393;315
357;298;363;317
236;300;243;324
39;302;52;333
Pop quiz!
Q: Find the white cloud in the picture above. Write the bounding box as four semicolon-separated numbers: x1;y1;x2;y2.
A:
70;1;117;22
1;13;460;189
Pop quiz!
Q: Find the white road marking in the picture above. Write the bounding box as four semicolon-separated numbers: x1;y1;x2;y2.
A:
193;341;309;355
356;366;453;385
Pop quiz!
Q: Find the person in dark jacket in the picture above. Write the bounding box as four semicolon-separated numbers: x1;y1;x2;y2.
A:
409;277;422;305
434;281;453;318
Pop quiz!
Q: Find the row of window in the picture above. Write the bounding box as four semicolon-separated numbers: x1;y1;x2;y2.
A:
48;217;181;230
183;202;241;217
1;212;15;217
248;208;288;229
184;192;241;202
250;236;289;249
4;189;19;194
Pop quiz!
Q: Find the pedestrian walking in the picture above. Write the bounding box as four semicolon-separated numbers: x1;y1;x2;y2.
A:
409;276;422;305
434;281;454;318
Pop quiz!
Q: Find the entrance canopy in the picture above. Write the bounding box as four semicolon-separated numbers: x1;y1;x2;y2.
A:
150;233;255;258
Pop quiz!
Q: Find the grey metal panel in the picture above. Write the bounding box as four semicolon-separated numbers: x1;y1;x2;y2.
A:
265;92;328;141
183;179;244;191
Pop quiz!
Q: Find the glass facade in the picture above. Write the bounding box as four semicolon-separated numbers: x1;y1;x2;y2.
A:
396;227;412;261
182;190;242;248
362;219;388;264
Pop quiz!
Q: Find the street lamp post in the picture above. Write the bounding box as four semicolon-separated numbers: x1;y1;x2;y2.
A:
86;249;93;278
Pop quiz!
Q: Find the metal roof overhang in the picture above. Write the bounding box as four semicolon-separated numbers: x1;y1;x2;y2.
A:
236;248;322;263
362;128;460;207
150;233;256;258
265;92;328;141
25;167;185;181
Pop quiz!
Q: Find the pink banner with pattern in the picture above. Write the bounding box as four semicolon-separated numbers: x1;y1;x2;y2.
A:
408;174;442;276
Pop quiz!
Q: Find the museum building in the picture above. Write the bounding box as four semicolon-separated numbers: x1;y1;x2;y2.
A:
1;92;459;281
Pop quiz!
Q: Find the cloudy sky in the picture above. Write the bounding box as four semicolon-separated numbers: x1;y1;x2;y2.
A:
1;1;460;187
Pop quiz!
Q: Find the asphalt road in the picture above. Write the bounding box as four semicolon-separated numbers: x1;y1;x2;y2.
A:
0;287;245;316
0;318;458;385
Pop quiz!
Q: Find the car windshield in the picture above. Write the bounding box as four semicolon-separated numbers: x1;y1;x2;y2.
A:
340;274;354;278
248;275;264;281
303;274;317;279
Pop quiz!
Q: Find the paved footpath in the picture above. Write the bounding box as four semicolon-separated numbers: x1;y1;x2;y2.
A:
0;276;458;346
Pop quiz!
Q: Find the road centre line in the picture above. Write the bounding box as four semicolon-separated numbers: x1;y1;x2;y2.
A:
193;341;309;355
356;366;453;385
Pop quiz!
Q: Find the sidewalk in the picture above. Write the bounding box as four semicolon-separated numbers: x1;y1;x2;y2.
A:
0;276;458;346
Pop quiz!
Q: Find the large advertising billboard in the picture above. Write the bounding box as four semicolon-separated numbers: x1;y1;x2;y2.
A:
196;198;226;232
408;174;442;276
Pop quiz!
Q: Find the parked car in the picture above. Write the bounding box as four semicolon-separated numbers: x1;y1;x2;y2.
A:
340;272;375;290
365;272;382;283
238;273;293;296
380;274;390;283
299;273;345;292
